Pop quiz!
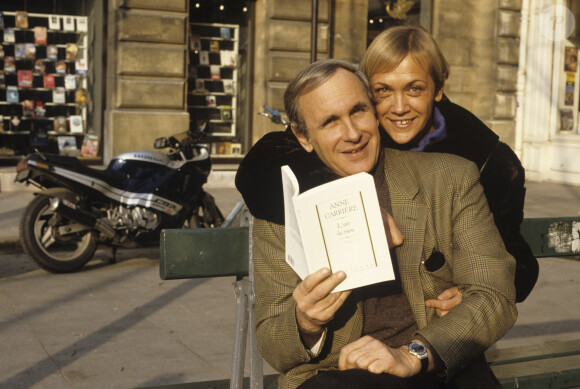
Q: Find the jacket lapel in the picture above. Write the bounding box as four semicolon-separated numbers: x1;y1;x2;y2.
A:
384;149;429;327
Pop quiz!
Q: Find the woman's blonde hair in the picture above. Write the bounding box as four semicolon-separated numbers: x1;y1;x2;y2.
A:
360;25;449;92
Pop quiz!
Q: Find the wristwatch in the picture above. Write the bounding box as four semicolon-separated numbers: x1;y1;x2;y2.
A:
408;341;429;374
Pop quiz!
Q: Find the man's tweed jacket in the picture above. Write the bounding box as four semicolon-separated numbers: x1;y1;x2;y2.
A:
251;149;518;389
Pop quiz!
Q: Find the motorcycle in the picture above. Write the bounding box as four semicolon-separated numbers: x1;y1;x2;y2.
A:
14;125;224;273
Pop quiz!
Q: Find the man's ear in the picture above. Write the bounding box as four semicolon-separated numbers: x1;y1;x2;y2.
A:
291;123;314;153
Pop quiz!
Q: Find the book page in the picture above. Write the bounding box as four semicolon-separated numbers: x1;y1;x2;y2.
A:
293;172;395;292
281;166;310;280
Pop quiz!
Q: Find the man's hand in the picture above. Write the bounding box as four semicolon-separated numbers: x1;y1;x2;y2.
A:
293;268;351;333
425;286;462;317
338;336;422;377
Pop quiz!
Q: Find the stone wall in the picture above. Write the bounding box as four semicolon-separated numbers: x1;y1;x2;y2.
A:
104;0;189;160
432;0;522;148
251;0;368;143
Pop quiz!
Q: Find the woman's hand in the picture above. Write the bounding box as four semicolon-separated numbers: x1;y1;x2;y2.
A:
425;286;462;317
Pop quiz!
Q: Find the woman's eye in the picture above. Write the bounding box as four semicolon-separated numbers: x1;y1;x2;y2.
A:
374;87;390;97
408;86;423;96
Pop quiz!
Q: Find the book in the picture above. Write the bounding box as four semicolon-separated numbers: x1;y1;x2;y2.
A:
4;56;16;73
15;44;26;59
23;99;34;117
7;86;19;102
206;95;217;107
35;59;46;74
80;134;99;157
210;65;221;80
66;43;78;61
48;15;60;30
75;59;88;74
221;105;232;120
199;51;209;65
76;16;88;32
63;16;75;32
220;50;236;67
4;28;15;43
65;74;76;90
35;101;46;118
24;43;36;60
195;79;206;92
17;70;33;88
209;41;220;53
43;73;55;88
75;88;87;104
54;116;67;133
69;115;83;133
220;27;231;39
222;80;234;94
57;135;80;156
53;87;66;103
56;60;67;74
15;11;28;28
47;45;58;60
34;27;48;45
231;143;242;155
281;166;395;292
190;34;201;51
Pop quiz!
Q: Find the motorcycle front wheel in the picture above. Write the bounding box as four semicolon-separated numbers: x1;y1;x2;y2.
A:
19;195;98;273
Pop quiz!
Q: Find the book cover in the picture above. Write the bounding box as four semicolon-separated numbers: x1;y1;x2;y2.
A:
221;105;232;121
4;28;15;43
58;135;80;156
15;11;28;28
199;51;209;65
15;44;26;59
220;27;231;39
34;26;48;45
48;15;60;30
56;60;67;74
209;41;220;53
222;80;234;94
281;165;395;291
76;16;88;32
35;59;46;74
23;99;34;117
75;88;87;104
75;59;88;74
231;143;242;155
47;45;58;60
80;134;99;157
54;116;67;133
24;43;36;60
206;95;217;107
63;16;75;32
195;79;206;92
17;70;33;87
210;65;221;80
65;74;76;90
43;73;55;88
7;86;19;102
190;34;201;51
35;101;46;118
53;87;66;103
69;115;83;133
4;56;15;73
220;50;236;67
66;43;78;61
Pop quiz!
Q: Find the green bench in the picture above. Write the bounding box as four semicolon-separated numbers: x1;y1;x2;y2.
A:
153;214;580;389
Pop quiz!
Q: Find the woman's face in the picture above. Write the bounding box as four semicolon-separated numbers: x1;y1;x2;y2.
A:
369;54;444;145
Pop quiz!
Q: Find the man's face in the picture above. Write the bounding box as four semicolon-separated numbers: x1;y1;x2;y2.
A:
370;54;443;145
293;68;381;177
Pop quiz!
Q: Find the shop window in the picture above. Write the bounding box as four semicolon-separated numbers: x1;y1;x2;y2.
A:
559;0;580;134
0;0;103;163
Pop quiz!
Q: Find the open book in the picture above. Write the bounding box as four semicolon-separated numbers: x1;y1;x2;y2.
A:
282;165;395;292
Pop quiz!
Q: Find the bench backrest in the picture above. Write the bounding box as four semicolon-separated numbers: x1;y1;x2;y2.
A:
521;217;580;258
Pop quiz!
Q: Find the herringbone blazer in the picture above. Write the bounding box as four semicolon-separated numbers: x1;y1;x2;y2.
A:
252;149;518;389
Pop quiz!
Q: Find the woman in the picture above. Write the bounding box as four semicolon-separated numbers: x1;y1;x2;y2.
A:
360;25;538;303
236;25;537;306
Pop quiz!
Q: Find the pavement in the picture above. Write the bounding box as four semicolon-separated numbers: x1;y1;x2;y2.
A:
0;180;579;388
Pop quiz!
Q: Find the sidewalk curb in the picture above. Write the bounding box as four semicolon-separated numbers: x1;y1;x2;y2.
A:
0;237;23;255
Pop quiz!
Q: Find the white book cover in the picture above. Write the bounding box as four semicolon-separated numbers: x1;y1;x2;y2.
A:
282;165;395;292
64;74;77;90
76;16;88;32
69;115;83;133
53;87;66;103
63;16;75;31
48;15;60;30
220;50;236;67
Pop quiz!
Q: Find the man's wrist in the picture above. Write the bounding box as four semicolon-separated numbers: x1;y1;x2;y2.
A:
408;341;429;374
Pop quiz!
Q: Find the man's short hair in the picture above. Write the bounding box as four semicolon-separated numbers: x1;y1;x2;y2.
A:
360;25;449;93
284;59;373;136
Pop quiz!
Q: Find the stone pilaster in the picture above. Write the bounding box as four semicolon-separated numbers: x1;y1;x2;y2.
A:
104;0;189;160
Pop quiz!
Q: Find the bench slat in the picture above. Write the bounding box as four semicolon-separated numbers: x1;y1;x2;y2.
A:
160;228;249;280
491;354;580;388
486;339;580;366
521;217;580;258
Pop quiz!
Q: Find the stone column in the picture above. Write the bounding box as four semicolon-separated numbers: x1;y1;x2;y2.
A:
104;0;189;161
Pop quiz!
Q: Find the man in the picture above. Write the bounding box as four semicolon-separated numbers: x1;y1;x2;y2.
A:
235;59;517;389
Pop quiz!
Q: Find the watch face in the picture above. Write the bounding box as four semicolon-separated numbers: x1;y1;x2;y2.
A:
409;342;427;357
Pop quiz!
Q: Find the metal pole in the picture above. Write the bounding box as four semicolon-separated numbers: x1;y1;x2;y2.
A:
310;0;318;63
